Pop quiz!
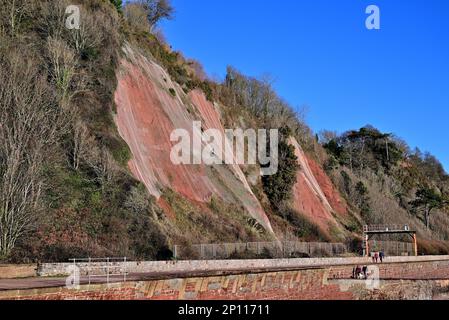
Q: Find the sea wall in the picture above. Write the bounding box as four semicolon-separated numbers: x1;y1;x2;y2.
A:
37;255;449;277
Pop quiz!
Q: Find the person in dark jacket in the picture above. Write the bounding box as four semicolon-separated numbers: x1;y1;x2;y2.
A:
379;250;385;263
355;265;363;279
362;266;368;279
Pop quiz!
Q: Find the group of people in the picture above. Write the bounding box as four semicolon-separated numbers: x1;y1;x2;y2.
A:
371;250;385;263
352;265;369;279
352;250;386;280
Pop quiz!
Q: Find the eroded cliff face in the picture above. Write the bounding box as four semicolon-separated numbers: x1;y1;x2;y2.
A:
114;45;273;234
114;44;347;240
289;138;347;237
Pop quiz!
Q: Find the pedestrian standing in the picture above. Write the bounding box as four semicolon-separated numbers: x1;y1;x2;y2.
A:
379;250;384;263
362;266;368;279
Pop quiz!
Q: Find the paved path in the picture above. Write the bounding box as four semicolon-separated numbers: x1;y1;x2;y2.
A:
0;266;325;291
0;276;131;291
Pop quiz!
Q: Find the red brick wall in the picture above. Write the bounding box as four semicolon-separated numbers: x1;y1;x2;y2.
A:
0;269;353;300
328;259;449;280
2;260;449;300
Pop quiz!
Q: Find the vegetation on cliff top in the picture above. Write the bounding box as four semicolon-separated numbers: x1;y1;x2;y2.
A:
321;126;449;243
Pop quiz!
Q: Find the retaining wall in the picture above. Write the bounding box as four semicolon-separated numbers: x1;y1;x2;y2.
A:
0;264;36;279
3;264;449;300
38;255;449;277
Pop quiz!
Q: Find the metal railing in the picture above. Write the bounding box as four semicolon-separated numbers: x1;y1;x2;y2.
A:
68;257;128;285
173;241;347;260
363;224;412;233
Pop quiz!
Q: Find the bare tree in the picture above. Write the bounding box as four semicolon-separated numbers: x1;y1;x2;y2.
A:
0;53;60;259
124;2;151;32
46;37;78;105
0;0;31;37
68;119;89;171
140;0;174;32
187;59;207;81
318;130;338;145
84;145;118;188
34;0;68;39
224;66;313;148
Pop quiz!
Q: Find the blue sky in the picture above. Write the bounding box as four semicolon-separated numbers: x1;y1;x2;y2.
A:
160;0;449;172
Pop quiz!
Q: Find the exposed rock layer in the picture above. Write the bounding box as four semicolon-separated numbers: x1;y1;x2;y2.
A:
114;46;273;233
114;45;347;238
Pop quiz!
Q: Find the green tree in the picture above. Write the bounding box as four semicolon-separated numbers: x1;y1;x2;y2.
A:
355;181;371;220
109;0;123;11
326;126;405;172
262;127;299;210
410;187;448;229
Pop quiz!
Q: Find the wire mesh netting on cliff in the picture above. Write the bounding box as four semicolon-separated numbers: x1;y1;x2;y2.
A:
173;241;349;260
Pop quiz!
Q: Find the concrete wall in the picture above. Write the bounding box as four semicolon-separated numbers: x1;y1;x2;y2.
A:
38;255;449;277
0;265;36;279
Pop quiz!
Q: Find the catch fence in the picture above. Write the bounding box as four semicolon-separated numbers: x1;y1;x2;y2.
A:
173;241;347;260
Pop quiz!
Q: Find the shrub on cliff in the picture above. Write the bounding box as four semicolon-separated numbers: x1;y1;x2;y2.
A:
124;2;151;32
262;127;299;211
124;0;174;33
0;0;154;262
109;0;123;11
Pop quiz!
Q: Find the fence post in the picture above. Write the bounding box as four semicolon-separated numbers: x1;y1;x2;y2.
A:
124;257;127;283
413;234;418;256
88;257;91;285
173;245;178;260
106;257;110;285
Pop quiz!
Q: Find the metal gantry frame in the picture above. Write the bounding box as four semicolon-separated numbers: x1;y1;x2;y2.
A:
363;225;418;257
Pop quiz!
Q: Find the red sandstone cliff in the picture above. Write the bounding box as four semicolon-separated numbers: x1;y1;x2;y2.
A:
114;45;273;234
114;44;347;239
289;138;347;237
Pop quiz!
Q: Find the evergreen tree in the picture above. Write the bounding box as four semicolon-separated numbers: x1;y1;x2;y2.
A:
410;187;448;229
262;127;299;210
110;0;123;11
